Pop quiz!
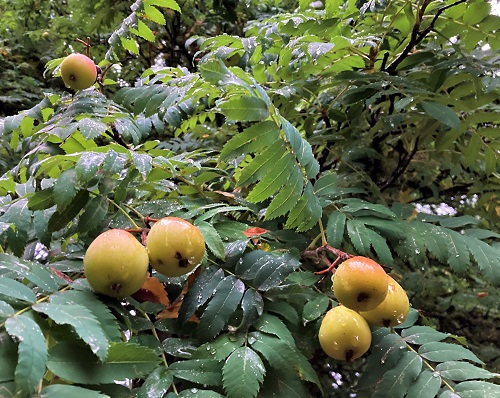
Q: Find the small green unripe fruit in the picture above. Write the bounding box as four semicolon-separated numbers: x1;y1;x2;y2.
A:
84;229;149;298
319;305;372;362
146;217;205;277
332;256;389;312
359;276;410;327
60;53;97;90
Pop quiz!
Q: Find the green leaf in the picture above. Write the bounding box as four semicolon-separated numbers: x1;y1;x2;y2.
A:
143;4;166;25
219;96;269;122
237;140;286;187
136;366;173;398
197;276;245;341
27;188;55;211
265;165;302;220
178;266;225;324
32;302;109;361
220;121;280;161
250;332;321;388
192;334;246;361
346;219;372;255
406;370;442;398
131;152;153;179
50;291;121;341
436;361;499;381
0;278;36;303
285;182;322;231
136;20;155;42
77;196;109;233
302;295;330;323
236;251;301;291
421;101;461;130
223;347;265;398
402;326;449;345
454;381;500;398
254;313;295;347
0;254;61;293
145;0;181;13
463;236;500;285
246;152;294;203
314;172;338;197
374;351;422;397
77;118;108;140
237;288;264;330
0;333;17;383
339;199;396;218
280;118;319;179
196;221;225;260
418;342;483;364
169;359;223;386
75;152;106;182
48;189;90;232
40;385;109;398
47;341;160;384
5;314;48;397
0;301;14;319
325;211;347;248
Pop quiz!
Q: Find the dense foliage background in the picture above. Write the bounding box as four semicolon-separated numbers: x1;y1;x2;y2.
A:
0;0;499;397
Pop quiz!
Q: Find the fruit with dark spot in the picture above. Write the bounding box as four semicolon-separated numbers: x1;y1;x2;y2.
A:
60;53;97;90
359;276;410;327
146;217;205;277
84;229;149;298
332;256;388;311
319;305;372;361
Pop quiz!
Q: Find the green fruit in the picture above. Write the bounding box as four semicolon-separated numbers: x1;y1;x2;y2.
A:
60;53;97;90
359;276;410;327
319;305;372;361
84;229;149;298
332;256;389;312
146;217;206;277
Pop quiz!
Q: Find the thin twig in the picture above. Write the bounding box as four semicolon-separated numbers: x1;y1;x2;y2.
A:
385;0;467;74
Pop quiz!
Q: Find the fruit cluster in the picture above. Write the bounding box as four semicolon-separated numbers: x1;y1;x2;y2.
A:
83;217;205;298
319;256;410;362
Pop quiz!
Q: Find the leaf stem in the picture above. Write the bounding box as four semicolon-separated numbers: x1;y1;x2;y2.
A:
107;199;141;229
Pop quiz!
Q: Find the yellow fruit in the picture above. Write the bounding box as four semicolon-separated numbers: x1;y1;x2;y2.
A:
60;53;97;90
359;276;410;327
319;305;372;362
84;229;149;298
146;217;205;277
332;256;388;311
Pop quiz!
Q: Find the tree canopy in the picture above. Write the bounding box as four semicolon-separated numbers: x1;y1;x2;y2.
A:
0;0;499;397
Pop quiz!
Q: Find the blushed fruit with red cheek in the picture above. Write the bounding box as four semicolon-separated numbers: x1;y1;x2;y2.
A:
60;53;97;90
146;217;206;277
359;276;410;327
319;305;372;362
332;256;389;312
84;229;149;298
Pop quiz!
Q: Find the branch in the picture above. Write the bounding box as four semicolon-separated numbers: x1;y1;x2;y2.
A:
384;0;467;74
380;137;420;192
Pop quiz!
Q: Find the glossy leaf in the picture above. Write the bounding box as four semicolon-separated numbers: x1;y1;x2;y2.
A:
222;347;265;398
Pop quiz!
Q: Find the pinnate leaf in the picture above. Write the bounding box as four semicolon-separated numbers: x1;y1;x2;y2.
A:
47;341;160;384
5;315;47;397
33;302;109;361
197;276;245;341
223;347;265;398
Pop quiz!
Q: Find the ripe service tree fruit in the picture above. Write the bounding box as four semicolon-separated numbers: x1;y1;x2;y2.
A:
84;229;149;298
146;217;206;277
319;305;372;362
332;256;389;311
60;53;97;90
359;276;410;327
